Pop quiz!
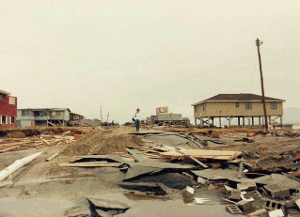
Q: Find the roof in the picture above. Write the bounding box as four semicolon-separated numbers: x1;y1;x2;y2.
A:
0;89;11;95
192;93;285;106
18;108;71;112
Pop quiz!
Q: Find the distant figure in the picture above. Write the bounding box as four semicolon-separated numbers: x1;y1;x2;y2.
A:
134;108;141;132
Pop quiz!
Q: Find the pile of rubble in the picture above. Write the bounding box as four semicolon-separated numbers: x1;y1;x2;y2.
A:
0;132;77;153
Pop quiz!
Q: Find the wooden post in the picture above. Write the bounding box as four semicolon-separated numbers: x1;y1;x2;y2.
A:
219;117;221;128
195;118;197;126
280;116;283;129
259;117;261;125
252;117;254;125
211;117;214;127
256;38;268;131
243;117;245;125
238;117;240;126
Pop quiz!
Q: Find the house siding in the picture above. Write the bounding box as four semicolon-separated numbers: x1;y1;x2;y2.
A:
0;94;17;129
194;101;284;118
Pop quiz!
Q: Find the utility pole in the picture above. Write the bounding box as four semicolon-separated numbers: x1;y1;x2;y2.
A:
256;38;268;131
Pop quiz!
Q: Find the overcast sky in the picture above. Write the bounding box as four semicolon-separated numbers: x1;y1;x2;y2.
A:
1;1;299;123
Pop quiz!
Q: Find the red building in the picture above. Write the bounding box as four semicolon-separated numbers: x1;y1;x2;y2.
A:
0;89;17;129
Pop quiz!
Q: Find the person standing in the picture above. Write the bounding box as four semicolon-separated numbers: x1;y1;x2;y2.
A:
134;108;141;132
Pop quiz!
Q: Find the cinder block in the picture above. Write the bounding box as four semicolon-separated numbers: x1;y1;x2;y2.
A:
226;205;243;214
262;198;285;211
229;189;241;200
237;200;253;212
264;184;290;199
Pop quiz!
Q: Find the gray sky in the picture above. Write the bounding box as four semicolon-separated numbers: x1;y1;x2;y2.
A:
1;1;299;123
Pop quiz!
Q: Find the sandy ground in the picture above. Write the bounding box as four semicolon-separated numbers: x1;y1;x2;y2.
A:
0;126;299;216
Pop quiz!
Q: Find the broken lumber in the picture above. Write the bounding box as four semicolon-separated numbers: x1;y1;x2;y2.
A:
0;145;20;153
46;152;59;162
41;139;50;145
0;151;43;182
0;141;31;147
59;162;123;167
175;149;208;168
47;121;56;127
160;149;242;161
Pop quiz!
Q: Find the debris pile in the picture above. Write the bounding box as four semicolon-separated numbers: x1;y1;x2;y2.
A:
0;134;76;153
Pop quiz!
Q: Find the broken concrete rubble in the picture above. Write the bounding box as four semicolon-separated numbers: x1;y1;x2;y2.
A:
263;184;290;199
1;126;300;216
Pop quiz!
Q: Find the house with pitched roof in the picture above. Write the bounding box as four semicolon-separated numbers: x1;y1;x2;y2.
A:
191;93;285;128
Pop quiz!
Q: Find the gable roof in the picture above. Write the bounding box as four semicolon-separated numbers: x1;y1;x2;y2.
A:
192;93;285;106
0;89;11;95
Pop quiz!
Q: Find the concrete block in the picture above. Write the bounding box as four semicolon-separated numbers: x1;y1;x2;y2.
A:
268;209;284;217
185;186;194;195
295;198;300;209
225;205;243;214
237;200;253;212
229;189;241;200
264;184;290;199
237;181;257;191
262;198;285;211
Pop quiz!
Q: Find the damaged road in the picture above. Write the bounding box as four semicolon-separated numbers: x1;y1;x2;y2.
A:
0;126;300;216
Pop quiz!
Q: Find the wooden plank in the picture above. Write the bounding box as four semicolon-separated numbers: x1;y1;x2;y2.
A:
62;131;71;135
0;141;31;147
175;149;208;168
46;152;59;162
47;121;56;127
41;139;50;145
0;145;20;153
160;149;242;161
59;162;123;167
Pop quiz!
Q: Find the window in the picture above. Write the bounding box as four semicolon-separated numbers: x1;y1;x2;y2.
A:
22;110;29;116
11;117;15;124
9;97;15;105
0;94;4;100
235;102;239;107
2;116;6;124
34;111;44;117
52;111;60;116
203;103;206;111
245;102;252;110
271;102;277;109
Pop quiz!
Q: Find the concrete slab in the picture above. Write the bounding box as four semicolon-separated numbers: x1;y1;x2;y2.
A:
123;165;161;181
254;174;300;190
191;169;253;183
